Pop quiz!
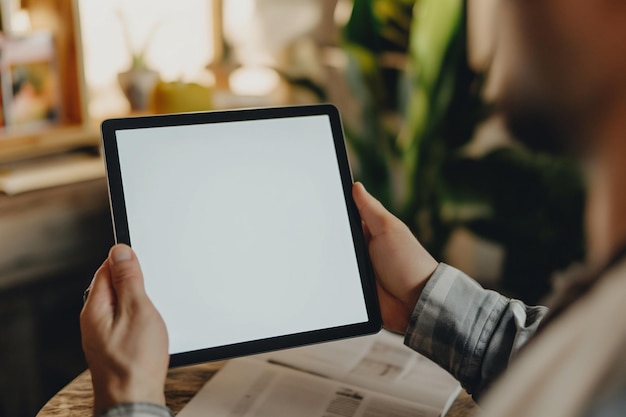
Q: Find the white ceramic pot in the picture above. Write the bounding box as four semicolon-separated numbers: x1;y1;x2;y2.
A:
117;68;159;111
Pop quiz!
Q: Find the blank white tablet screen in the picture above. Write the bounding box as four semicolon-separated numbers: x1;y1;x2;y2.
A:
115;115;369;354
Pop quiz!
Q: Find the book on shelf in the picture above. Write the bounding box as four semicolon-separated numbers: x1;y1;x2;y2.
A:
178;330;462;417
0;31;61;132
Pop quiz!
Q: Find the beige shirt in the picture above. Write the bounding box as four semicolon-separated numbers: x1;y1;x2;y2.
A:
480;260;626;417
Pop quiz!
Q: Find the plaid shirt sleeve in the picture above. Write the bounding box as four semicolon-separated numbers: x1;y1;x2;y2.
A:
404;263;549;400
98;403;174;417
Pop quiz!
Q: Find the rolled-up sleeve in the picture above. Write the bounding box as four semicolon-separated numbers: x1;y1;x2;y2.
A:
99;403;174;417
404;263;548;399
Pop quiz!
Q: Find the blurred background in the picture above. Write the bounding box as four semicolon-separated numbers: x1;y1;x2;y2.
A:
0;0;585;416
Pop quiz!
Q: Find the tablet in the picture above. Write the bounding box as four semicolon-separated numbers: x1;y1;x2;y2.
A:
101;104;381;366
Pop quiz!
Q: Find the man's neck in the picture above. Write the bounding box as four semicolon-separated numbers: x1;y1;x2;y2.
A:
585;101;626;268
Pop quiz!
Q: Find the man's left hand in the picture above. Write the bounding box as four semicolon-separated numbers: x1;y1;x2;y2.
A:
80;244;169;415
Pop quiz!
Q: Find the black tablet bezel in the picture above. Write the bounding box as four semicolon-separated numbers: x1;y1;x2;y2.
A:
101;104;381;367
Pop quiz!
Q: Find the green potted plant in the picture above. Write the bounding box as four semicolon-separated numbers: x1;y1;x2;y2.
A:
341;0;585;303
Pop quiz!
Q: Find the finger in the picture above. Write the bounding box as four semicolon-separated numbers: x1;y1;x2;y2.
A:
108;244;148;311
81;262;116;326
352;182;396;237
361;219;372;243
376;281;412;334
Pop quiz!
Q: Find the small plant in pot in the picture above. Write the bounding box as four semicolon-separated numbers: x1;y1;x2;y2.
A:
116;9;160;112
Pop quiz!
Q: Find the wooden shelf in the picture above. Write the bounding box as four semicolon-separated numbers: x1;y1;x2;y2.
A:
0;125;99;163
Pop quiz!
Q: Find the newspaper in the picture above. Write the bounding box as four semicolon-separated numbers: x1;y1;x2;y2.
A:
178;330;461;417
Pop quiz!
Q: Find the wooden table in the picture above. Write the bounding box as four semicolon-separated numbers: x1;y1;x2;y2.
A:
37;361;478;417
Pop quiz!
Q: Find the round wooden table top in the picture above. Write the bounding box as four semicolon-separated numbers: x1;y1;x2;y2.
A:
37;361;478;417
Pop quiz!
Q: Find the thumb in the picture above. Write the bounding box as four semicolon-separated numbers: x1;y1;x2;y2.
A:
108;244;148;309
352;182;397;237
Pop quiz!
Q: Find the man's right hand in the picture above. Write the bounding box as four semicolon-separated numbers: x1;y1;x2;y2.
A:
352;182;439;334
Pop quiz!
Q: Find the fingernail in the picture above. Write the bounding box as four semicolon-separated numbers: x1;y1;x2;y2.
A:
111;245;133;263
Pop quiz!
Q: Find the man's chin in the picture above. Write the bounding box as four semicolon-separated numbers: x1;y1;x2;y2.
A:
499;97;583;158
